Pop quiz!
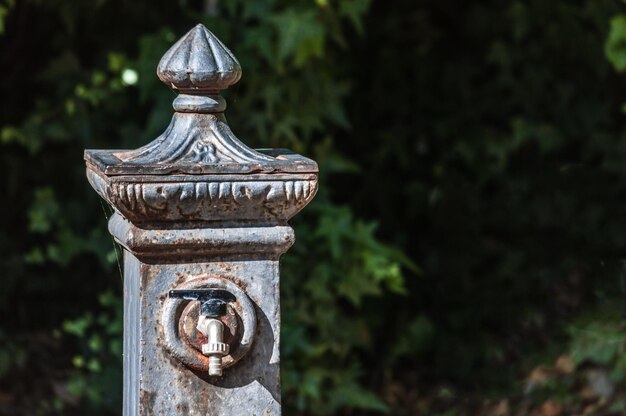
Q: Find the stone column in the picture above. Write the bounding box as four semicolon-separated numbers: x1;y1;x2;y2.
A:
84;24;318;415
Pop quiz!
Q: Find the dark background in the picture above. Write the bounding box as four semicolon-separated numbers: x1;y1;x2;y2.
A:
2;0;626;414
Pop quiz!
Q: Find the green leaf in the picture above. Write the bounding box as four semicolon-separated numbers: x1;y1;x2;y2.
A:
0;0;15;35
330;382;389;412
389;315;435;362
338;0;372;34
28;188;60;234
606;15;626;71
271;9;326;66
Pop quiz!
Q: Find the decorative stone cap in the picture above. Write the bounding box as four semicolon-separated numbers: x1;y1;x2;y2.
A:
85;24;318;224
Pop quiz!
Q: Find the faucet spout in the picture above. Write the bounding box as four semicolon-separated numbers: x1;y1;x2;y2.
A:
197;316;230;376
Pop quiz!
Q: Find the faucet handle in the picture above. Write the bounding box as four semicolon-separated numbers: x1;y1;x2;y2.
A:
169;289;235;317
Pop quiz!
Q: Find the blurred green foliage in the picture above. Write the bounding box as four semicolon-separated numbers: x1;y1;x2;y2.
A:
61;291;123;414
2;0;626;415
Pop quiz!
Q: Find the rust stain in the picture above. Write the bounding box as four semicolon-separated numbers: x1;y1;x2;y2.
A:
139;389;156;416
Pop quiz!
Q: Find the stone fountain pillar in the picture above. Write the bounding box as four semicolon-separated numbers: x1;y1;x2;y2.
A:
85;24;318;415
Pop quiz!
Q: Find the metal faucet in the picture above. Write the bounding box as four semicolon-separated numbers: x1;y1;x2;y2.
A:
169;289;235;376
197;316;229;376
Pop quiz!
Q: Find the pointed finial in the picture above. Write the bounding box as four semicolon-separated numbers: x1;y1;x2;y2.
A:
157;24;242;113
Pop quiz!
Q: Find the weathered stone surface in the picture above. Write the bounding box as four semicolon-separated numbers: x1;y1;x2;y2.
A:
120;239;282;416
85;23;317;416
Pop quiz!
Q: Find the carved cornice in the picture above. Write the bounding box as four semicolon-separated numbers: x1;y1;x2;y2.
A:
87;170;318;224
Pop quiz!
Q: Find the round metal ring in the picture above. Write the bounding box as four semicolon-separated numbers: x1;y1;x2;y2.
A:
160;275;256;372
